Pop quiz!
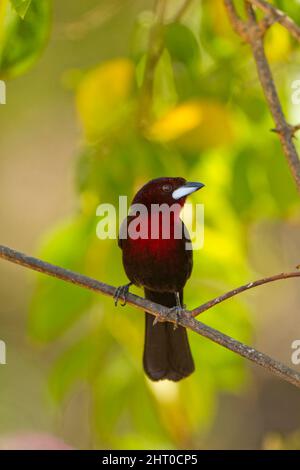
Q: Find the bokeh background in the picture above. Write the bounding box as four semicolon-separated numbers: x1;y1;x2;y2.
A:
0;0;300;450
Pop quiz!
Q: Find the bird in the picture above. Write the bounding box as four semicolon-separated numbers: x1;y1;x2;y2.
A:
115;177;205;381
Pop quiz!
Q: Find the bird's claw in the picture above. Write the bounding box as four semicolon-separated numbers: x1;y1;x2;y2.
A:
114;283;131;307
152;305;187;329
169;305;187;330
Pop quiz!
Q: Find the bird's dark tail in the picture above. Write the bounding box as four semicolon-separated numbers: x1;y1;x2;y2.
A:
143;288;195;381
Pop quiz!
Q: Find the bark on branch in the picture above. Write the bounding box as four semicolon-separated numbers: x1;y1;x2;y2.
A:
1;244;300;389
224;0;300;194
248;0;300;42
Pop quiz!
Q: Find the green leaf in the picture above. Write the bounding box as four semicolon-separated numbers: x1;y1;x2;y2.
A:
148;99;235;151
10;0;32;18
164;23;200;66
152;48;178;117
0;0;50;79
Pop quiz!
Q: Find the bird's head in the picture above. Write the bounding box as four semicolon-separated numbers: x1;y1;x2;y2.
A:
132;177;205;209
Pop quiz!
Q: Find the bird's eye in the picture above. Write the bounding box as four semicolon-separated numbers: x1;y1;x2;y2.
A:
162;184;172;192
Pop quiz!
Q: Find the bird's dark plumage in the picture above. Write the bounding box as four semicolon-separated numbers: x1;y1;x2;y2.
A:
117;177;204;381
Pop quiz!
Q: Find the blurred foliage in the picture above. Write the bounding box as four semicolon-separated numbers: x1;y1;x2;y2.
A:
76;58;135;143
4;0;300;449
10;0;32;19
0;0;50;79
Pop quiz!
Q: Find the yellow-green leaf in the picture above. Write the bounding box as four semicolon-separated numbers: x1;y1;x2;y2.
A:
0;0;50;79
76;58;135;142
148;100;234;151
10;0;32;18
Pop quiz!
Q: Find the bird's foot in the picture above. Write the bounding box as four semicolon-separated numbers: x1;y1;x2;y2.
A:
114;282;132;307
152;304;187;329
169;304;187;330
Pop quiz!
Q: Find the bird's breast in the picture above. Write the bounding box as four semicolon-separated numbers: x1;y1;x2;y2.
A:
121;216;192;291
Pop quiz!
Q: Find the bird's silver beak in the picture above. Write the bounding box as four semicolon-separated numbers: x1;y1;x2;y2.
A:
172;181;205;200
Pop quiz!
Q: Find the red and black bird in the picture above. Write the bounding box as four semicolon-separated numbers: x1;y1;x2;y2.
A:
115;177;204;381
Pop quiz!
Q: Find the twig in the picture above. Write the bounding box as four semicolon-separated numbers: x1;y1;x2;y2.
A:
224;0;300;194
1;244;300;389
223;0;248;40
292;124;300;136
248;0;300;43
192;271;300;316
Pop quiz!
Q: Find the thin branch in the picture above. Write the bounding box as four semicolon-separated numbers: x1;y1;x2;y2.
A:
192;271;300;316
258;15;277;36
248;0;300;43
1;244;300;389
223;0;248;39
224;0;300;194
